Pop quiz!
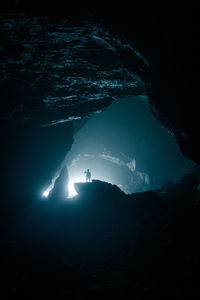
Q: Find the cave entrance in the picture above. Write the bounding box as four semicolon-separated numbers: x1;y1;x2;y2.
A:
43;95;194;199
64;95;193;197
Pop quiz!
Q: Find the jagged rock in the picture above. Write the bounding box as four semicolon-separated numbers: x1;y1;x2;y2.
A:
49;166;68;199
0;16;146;127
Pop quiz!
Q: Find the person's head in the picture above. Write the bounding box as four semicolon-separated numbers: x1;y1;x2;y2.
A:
87;169;89;171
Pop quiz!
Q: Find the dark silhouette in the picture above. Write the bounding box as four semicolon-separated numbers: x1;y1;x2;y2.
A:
49;166;68;199
84;169;91;182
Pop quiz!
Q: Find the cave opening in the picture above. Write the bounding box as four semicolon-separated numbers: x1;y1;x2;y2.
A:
43;95;194;199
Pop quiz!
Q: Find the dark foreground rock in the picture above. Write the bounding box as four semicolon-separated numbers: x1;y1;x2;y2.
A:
1;174;200;299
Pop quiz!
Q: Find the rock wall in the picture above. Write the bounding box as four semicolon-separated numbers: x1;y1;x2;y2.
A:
0;4;199;214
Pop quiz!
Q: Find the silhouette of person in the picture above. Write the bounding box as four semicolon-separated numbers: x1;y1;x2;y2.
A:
84;169;91;182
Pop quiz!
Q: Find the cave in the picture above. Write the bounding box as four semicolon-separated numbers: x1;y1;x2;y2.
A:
1;3;200;299
44;95;194;199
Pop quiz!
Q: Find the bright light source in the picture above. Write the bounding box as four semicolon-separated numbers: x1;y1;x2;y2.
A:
43;190;49;197
42;173;60;198
42;185;53;198
42;169;86;199
68;180;78;198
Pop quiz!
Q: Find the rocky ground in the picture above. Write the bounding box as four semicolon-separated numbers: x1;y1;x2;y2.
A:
1;167;200;299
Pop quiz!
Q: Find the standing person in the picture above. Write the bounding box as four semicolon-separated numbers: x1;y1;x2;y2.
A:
84;169;91;182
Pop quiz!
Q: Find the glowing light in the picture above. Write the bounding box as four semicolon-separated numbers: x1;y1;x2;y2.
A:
43;190;49;197
68;180;78;198
42;173;60;198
